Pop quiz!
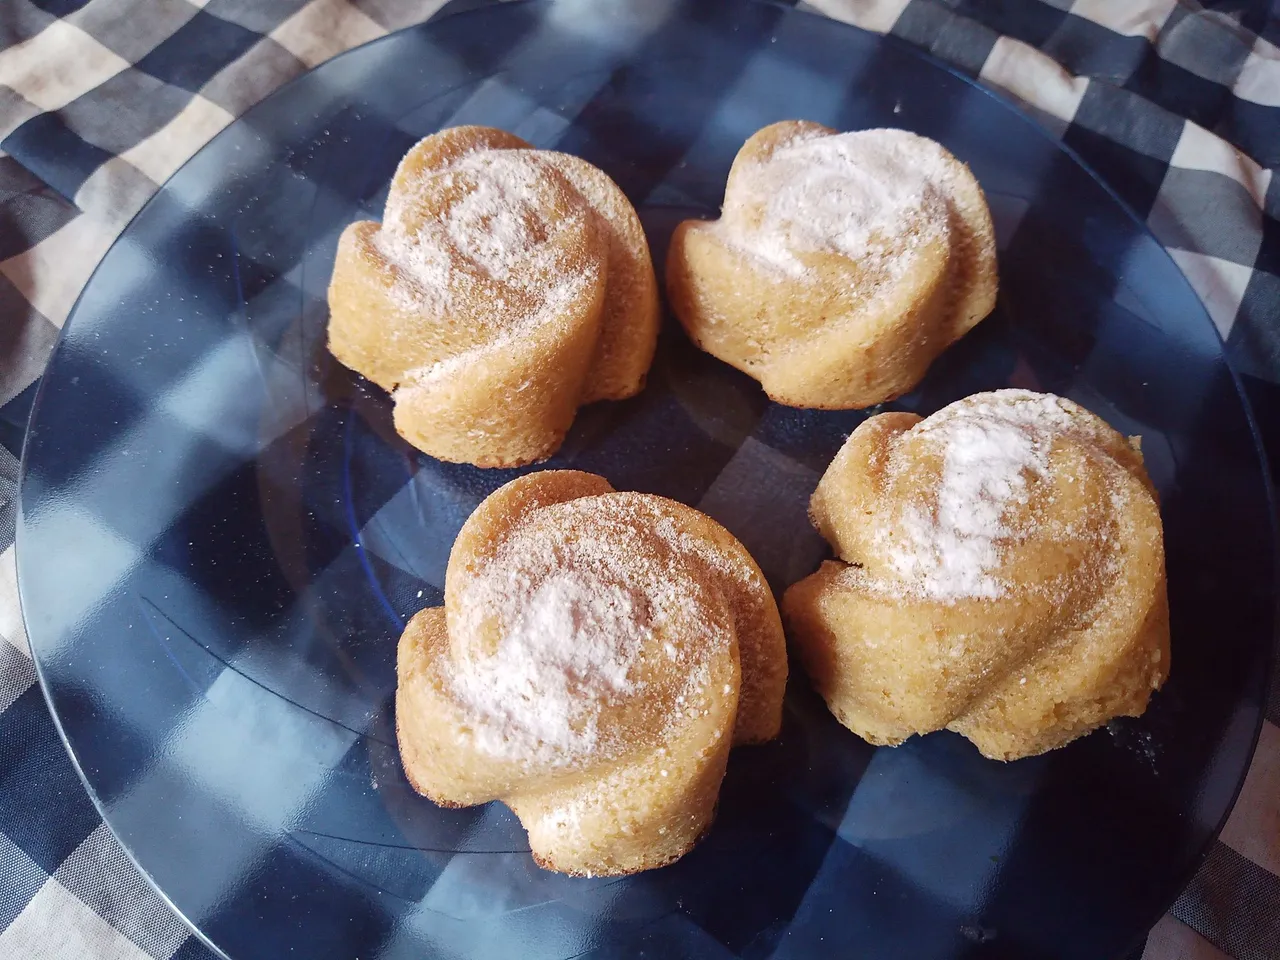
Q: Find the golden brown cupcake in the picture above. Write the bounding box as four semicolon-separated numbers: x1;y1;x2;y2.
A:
328;126;660;467
666;121;997;409
396;470;787;875
783;390;1169;761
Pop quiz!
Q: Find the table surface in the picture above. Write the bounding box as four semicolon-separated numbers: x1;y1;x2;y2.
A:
0;1;1277;958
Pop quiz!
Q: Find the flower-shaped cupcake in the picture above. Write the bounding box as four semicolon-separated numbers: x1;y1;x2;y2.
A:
666;121;998;409
396;470;787;875
783;390;1169;761
328;126;660;467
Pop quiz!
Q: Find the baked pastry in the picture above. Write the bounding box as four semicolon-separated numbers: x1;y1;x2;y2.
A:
328;126;660;467
783;390;1169;761
666;121;997;409
396;470;787;875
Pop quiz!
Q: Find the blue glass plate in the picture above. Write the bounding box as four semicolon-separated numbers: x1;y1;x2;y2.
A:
18;2;1275;958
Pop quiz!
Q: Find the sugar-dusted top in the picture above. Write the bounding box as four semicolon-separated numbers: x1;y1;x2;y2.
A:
446;494;733;765
722;127;958;278
849;389;1140;604
374;144;598;321
884;391;1075;600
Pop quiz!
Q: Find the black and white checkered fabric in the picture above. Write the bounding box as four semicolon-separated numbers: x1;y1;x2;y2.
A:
0;1;1277;958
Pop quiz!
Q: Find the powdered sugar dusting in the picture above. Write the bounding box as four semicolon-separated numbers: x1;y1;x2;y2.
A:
370;144;602;396
372;145;592;319
449;571;646;759
653;514;756;585
446;496;730;765
440;152;551;281
884;391;1074;601
373;226;454;314
723;128;954;278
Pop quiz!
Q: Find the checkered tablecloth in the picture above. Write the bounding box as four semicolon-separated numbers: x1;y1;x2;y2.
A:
0;0;1277;958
